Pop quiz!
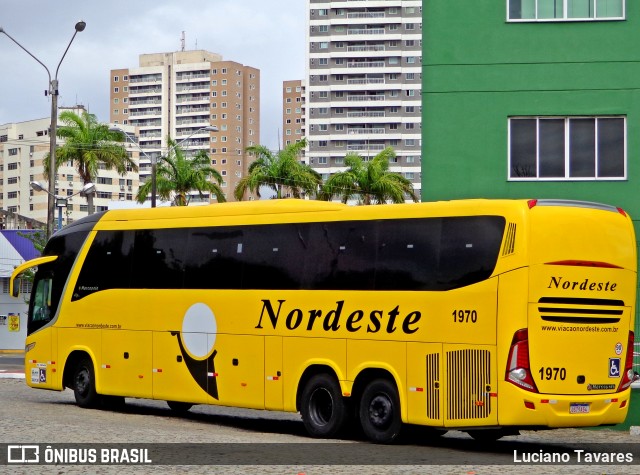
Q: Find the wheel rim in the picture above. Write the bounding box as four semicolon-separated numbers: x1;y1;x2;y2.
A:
368;393;394;429
309;387;334;427
75;367;90;396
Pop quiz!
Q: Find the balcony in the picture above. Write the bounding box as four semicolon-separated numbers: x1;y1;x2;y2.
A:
347;61;385;68
347;95;385;102
348;28;385;35
348;44;386;52
347;12;385;19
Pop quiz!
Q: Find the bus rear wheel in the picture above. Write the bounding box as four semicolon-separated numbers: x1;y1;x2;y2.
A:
73;357;99;408
359;378;402;444
300;373;347;438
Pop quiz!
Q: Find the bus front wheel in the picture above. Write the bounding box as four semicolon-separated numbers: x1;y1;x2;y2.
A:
73;357;99;408
300;373;347;438
359;378;402;444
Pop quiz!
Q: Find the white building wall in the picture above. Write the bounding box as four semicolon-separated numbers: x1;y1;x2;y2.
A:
306;0;423;197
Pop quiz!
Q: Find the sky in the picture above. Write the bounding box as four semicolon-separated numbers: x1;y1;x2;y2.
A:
0;0;306;150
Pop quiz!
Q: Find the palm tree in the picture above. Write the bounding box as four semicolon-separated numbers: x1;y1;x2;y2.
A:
44;110;138;214
319;147;419;205
235;138;322;200
136;137;226;206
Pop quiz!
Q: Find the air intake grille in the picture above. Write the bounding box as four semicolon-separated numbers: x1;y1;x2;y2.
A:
446;349;491;420
502;222;516;256
425;353;440;420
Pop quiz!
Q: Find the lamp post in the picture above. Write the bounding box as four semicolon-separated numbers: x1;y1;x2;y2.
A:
0;21;86;239
110;125;218;208
30;180;95;231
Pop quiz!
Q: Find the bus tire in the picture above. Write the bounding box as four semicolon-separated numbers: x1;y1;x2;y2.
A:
359;378;402;444
167;401;193;414
300;373;347;438
73;357;99;408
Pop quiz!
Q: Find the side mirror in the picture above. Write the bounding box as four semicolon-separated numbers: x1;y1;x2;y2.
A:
10;277;20;298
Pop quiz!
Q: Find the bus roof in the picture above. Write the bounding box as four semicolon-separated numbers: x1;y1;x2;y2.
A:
91;198;628;227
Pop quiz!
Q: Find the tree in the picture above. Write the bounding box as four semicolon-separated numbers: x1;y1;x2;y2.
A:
44;110;137;214
136;137;226;206
319;147;419;205
235;138;322;200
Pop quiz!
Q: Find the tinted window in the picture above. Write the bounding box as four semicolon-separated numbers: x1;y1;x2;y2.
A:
184;227;244;289
131;229;187;289
29;229;90;333
70;216;505;298
306;221;377;290
72;231;134;300
241;224;309;289
437;216;505;290
376;219;441;290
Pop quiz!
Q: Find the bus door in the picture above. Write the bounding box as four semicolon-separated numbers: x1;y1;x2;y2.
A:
265;336;283;410
25;267;57;390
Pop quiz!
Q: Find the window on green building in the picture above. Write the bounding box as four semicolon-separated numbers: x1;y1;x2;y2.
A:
508;0;624;20
509;116;626;180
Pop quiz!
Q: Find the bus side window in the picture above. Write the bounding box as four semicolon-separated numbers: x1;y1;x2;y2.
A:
376;218;441;291
184;227;244;289
132;229;188;289
72;231;134;300
438;216;505;289
241;224;308;290
306;221;376;290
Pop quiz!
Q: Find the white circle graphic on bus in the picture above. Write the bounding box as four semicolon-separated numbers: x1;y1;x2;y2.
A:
181;303;217;358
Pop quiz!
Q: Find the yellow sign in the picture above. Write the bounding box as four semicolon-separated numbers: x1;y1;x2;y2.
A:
8;314;19;332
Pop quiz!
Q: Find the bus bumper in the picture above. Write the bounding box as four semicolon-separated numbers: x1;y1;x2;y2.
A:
498;383;631;427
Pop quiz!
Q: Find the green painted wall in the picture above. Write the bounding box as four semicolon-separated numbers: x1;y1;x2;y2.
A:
422;0;640;215
422;1;640;380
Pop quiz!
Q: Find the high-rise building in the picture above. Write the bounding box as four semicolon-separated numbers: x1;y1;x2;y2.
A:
282;80;306;149
0;107;140;227
306;0;422;197
110;50;260;202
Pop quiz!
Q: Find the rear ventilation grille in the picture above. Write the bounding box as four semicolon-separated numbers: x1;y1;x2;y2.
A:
538;297;624;324
502;222;516;256
425;353;440;420
446;349;491;420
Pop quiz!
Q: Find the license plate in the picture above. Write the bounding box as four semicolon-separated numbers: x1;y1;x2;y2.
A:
570;403;590;414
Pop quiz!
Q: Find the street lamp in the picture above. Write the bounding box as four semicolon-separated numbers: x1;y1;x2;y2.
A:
110;125;218;208
30;180;95;231
0;21;86;239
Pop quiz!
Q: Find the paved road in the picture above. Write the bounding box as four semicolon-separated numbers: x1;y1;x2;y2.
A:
0;378;638;474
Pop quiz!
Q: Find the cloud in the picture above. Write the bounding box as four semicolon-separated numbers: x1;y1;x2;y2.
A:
0;0;305;149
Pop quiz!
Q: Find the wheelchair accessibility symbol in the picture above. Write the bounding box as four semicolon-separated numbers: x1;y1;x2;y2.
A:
609;358;621;378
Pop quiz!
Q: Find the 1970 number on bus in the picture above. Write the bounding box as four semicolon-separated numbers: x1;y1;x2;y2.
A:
452;310;477;323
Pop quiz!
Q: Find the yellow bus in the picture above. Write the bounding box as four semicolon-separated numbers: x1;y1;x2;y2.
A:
11;198;638;443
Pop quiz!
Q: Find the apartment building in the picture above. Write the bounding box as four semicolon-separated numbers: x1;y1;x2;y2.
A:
282;80;306;148
110;50;260;202
0;108;139;227
306;0;422;197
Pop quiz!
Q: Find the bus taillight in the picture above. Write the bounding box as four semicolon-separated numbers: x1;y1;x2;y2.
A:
506;329;539;393
617;331;635;392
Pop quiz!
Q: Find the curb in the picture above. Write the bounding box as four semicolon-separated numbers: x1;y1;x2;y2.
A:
0;372;24;379
0;350;24;355
631;426;640;436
